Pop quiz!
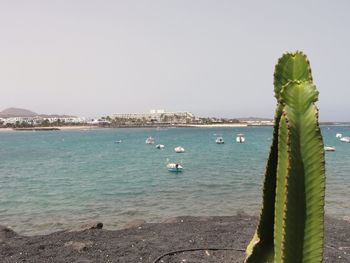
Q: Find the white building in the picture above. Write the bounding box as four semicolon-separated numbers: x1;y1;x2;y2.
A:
87;119;111;125
1;116;86;126
111;110;195;124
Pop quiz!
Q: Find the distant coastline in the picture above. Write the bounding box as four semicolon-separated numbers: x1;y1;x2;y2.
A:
2;122;348;132
0;107;276;129
0;124;248;132
2;106;346;131
0;123;266;132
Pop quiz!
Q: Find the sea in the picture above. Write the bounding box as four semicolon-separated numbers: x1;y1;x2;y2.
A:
0;126;349;235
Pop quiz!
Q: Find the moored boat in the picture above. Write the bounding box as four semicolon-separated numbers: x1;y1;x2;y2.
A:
236;133;245;143
166;163;183;172
156;144;165;149
324;146;336;152
145;137;155;144
340;137;350;143
215;136;224;144
336;133;342;138
174;146;185;153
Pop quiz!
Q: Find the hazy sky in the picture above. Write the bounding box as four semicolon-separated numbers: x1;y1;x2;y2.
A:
0;1;349;120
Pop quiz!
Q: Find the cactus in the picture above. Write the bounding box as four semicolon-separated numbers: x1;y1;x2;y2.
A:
245;51;325;263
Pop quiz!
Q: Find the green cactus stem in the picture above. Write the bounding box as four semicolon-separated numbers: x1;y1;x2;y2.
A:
245;52;325;263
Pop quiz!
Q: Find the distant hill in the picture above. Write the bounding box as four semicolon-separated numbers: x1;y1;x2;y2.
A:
0;108;76;118
0;108;38;118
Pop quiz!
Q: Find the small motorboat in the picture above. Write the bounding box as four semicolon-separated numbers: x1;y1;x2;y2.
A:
216;136;224;144
174;146;185;153
156;144;165;149
324;146;336;152
340;137;350;143
114;140;122;144
236;133;245;143
166;163;183;172
336;133;342;138
145;137;155;144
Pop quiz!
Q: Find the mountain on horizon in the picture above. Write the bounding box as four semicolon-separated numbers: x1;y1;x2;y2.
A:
0;107;38;118
0;107;77;118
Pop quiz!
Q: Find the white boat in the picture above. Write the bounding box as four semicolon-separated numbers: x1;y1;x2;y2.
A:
216;136;224;144
166;163;183;172
114;140;122;144
340;137;350;143
156;144;165;149
236;133;245;143
145;137;155;144
336;133;342;138
324;146;336;152
174;146;185;153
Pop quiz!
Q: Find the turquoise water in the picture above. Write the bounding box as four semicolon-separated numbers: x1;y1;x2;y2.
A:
0;126;349;235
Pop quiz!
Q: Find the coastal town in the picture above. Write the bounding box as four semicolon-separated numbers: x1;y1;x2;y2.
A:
0;107;274;129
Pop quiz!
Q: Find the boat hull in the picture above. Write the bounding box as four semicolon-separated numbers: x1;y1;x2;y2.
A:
324;146;336;152
340;137;350;143
168;168;183;172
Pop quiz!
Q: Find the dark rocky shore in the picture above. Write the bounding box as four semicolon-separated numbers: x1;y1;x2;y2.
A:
1;214;349;263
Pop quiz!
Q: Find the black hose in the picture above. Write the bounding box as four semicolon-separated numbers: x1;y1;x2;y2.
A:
152;247;245;263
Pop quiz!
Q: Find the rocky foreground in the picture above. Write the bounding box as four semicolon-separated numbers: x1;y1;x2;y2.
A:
1;214;349;263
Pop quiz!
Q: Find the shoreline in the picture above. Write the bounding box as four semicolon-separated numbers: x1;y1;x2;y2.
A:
1;214;348;262
0;126;99;132
180;123;248;128
0;124;252;132
4;123;347;131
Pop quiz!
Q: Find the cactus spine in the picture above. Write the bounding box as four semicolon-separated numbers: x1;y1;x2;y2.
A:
245;51;325;263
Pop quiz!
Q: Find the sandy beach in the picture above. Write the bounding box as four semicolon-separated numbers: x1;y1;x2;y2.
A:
180;123;248;128
54;126;98;131
0;128;13;132
0;126;98;132
0;214;348;263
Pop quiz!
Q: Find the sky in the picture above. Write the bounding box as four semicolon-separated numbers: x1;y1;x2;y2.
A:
0;1;349;121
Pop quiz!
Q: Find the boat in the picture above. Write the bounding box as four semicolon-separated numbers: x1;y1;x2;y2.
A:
236;133;245;143
156;144;165;149
114;140;122;144
324;146;336;152
145;137;155;144
336;133;342;138
166;163;183;172
215;136;224;144
340;137;350;143
174;146;185;153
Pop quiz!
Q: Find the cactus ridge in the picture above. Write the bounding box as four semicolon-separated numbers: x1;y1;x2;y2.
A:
274;114;290;263
279;81;325;262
